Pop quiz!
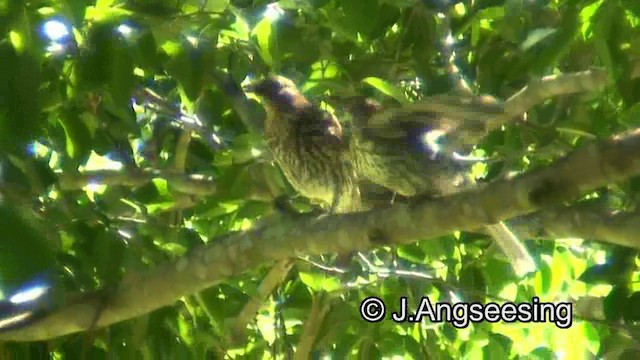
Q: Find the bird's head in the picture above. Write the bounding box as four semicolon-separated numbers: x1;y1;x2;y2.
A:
244;75;304;109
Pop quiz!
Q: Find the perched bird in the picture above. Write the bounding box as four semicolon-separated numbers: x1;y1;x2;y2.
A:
244;76;361;213
344;96;537;275
245;75;535;275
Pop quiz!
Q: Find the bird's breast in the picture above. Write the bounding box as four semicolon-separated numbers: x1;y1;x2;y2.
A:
263;107;355;207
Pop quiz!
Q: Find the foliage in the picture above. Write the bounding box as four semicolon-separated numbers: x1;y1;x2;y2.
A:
1;0;640;358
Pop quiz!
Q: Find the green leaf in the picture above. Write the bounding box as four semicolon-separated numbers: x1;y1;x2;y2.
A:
528;347;555;359
62;0;92;25
369;4;400;40
298;271;341;293
274;20;321;64
252;17;276;67
459;265;486;301
520;7;580;75
591;0;617;76
361;77;409;104
76;21;135;107
0;202;56;296
623;0;640;17
603;285;629;321
582;322;601;355
533;257;552;294
623;292;640;321
0;43;42;154
620;102;640;127
477;5;505;20
579;263;627;284
133;29;164;73
58;108;93;160
338;0;380;39
231;133;265;163
419;235;456;265
204;0;229;12
163;39;215;101
396;243;426;263
405;8;436;81
92;230;126;287
482;340;510;360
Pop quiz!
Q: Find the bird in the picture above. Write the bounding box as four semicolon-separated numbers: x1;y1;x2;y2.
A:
243;76;361;214
343;95;537;275
245;75;535;275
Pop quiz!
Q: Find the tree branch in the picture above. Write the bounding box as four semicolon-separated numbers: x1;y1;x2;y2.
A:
508;200;640;249
294;293;331;360
58;169;217;196
135;87;223;150
2;128;640;341
368;67;640;152
227;259;293;342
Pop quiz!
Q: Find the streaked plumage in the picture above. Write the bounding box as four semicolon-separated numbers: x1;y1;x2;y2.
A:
246;76;360;213
247;75;535;275
346;96;467;198
345;95;536;275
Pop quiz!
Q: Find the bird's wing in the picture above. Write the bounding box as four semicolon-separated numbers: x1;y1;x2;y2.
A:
367;94;504;128
357;94;508;153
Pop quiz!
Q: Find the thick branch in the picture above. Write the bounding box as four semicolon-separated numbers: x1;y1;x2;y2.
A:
2;128;640;341
508;200;640;248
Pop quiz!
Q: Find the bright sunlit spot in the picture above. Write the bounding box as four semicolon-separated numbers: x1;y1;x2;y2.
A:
9;284;50;304
264;3;284;21
444;33;455;46
27;141;51;158
498;283;519;300
42;19;70;42
0;311;33;330
186;35;198;46
454;2;467;15
9;31;24;51
84;181;107;201
117;24;134;37
45;42;65;55
80;151;124;171
422;129;445;156
117;229;133;239
180;113;203;127
242;74;255;86
250;147;262;157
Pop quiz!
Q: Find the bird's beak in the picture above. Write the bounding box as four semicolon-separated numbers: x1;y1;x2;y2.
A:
242;82;257;93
